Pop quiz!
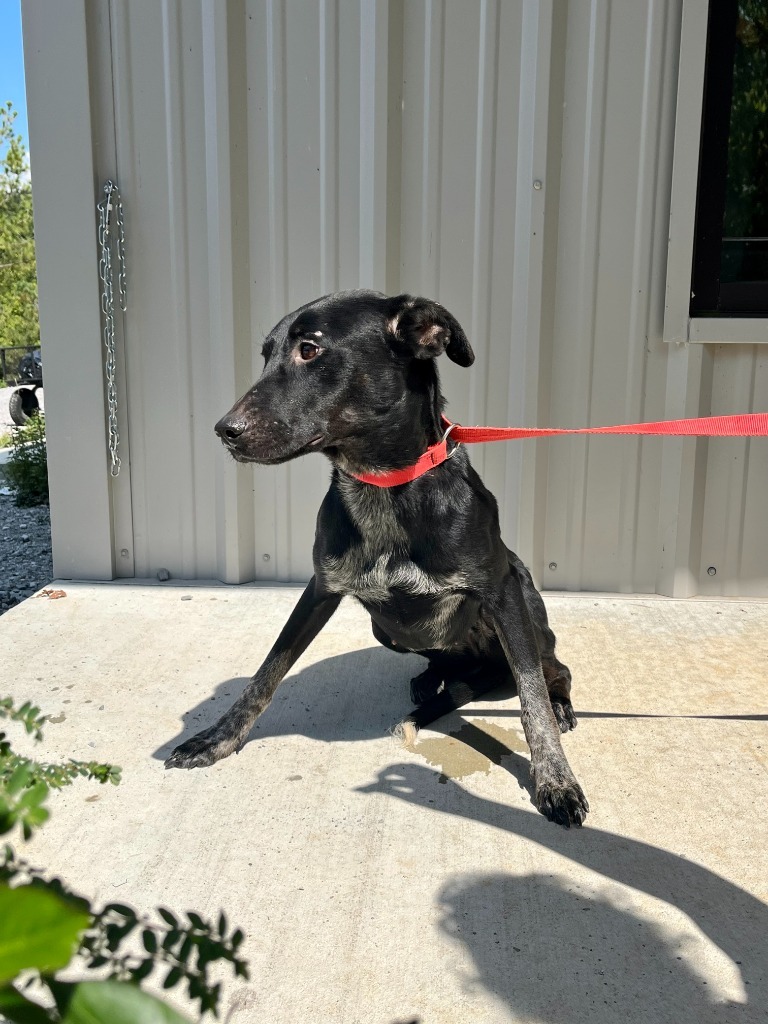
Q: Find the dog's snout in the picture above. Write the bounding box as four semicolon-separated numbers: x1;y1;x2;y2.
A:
215;415;246;441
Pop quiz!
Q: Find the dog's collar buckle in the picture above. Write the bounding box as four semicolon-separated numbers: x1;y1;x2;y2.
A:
347;416;461;488
442;420;461;459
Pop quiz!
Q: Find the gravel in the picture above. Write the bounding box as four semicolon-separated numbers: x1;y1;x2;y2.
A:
1;386;53;614
0;490;53;615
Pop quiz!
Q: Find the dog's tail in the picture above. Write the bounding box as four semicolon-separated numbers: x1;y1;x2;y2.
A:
393;672;507;747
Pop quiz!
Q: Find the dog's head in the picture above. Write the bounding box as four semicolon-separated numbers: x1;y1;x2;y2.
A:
215;290;474;467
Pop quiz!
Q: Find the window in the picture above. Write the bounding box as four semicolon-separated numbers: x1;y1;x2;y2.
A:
691;0;768;316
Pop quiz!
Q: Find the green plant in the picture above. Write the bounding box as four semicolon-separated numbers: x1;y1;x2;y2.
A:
0;697;249;1022
4;415;48;506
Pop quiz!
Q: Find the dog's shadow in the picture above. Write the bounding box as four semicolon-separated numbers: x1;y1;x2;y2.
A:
152;647;442;757
152;645;522;766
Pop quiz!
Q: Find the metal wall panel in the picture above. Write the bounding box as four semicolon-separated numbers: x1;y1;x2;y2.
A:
543;0;684;593
89;0;394;583
698;346;768;596
243;0;388;582
104;0;220;580
23;0;768;596
21;1;116;581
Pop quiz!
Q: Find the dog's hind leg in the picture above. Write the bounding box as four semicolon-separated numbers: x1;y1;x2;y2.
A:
408;664;444;704
370;621;442;702
371;621;468;705
395;662;511;745
165;578;341;770
509;553;577;733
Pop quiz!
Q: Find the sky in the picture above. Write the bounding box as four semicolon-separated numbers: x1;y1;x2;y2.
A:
0;0;29;150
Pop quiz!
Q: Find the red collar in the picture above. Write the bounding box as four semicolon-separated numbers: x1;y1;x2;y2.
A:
347;416;459;488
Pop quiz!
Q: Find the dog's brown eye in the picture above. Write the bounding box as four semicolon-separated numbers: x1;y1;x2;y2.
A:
299;342;320;361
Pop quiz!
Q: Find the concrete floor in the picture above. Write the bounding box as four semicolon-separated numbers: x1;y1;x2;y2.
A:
2;583;766;1023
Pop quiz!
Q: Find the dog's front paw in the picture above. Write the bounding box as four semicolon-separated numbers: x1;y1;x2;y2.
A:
535;776;589;828
164;726;240;770
550;697;578;733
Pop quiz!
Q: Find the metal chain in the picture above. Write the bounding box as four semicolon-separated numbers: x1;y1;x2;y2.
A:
97;180;127;477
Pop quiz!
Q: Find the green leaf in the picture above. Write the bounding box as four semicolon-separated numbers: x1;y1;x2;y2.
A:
162;966;183;990
176;936;193;964
130;959;153;984
157;907;178;928
62;981;192;1024
17;783;48;811
0;885;90;984
0;984;54;1024
104;903;135;919
5;765;32;798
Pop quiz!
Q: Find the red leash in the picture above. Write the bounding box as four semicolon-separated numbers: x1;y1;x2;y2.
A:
350;412;768;488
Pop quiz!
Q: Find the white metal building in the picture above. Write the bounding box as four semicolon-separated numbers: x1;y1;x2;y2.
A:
21;0;768;596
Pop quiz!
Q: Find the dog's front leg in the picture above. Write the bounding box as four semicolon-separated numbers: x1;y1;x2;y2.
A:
165;578;341;770
489;568;589;827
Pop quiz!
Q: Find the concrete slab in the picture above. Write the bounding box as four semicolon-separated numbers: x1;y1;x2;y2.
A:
2;583;766;1023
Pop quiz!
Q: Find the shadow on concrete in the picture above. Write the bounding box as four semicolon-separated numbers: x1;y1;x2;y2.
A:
438;872;751;1023
154;647;765;1018
152;648;549;814
357;764;765;1023
153;643;766;766
153;647;425;761
477;709;768;722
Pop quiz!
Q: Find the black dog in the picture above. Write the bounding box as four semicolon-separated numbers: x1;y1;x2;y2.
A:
165;291;588;827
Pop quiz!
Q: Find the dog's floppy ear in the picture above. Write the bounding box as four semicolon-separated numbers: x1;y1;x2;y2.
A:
387;295;475;367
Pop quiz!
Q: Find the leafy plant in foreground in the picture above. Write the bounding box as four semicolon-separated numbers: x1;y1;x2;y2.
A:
0;696;249;1022
0;697;121;839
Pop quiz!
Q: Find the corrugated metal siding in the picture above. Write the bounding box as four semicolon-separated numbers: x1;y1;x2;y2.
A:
25;0;768;595
244;0;391;582
105;0;218;579
699;346;768;596
543;0;684;593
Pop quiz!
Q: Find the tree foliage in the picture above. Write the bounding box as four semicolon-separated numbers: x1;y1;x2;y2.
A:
0;102;38;350
725;3;768;238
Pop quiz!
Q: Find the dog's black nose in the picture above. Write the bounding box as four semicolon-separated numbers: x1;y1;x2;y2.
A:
215;415;246;441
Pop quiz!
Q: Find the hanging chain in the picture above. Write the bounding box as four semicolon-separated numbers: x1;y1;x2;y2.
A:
97;180;127;477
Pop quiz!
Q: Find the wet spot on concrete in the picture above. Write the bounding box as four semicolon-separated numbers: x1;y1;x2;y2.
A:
413;719;528;783
287;774;303;782
48;712;66;724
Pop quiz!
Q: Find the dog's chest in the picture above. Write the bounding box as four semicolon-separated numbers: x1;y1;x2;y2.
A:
322;544;467;649
322;547;463;604
320;479;466;606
